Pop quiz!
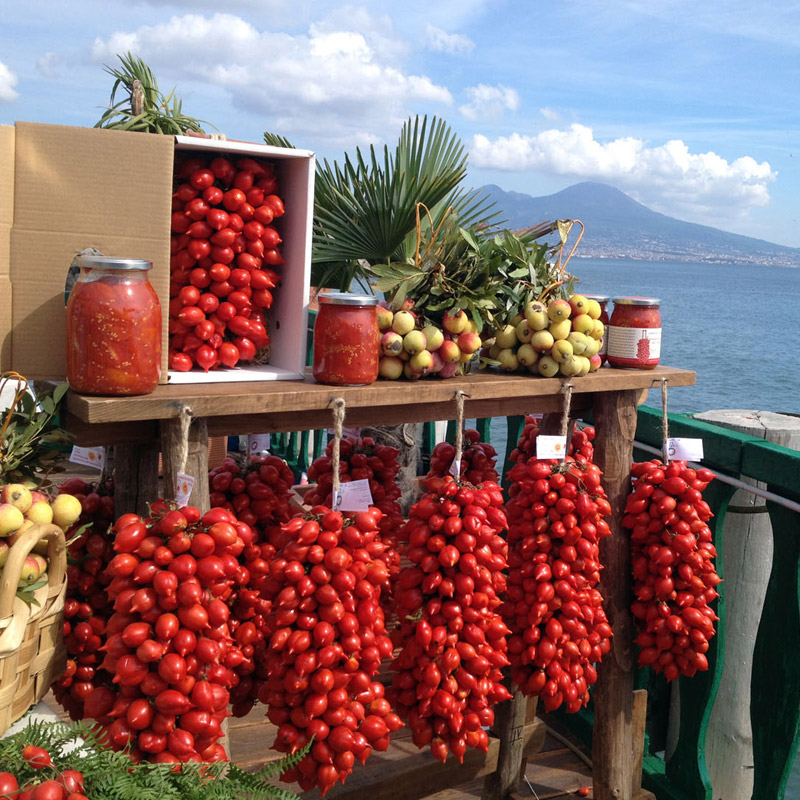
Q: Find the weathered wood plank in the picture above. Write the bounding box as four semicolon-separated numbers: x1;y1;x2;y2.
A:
113;441;159;517
750;499;800;800
160;417;210;512
591;388;639;800
66;367;696;426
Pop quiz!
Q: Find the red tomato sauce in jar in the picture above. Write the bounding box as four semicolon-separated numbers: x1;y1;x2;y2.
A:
66;256;162;395
606;297;661;369
313;293;380;385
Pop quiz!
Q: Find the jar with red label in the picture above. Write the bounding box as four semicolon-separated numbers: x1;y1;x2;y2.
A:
313;293;380;385
584;294;610;363
607;297;661;369
66;256;162;395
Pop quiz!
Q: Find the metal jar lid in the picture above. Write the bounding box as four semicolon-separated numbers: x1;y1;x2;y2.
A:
74;255;153;271
318;292;379;306
612;296;660;306
583;294;610;304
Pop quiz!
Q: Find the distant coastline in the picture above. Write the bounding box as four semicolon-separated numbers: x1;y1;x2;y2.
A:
571;252;800;268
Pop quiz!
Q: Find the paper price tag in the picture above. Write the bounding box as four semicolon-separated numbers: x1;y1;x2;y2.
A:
175;473;195;507
449;458;462;478
667;438;704;462
333;479;374;512
69;446;106;470
536;435;568;461
248;434;271;455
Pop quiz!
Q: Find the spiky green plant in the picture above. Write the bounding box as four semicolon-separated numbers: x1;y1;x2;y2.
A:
94;52;211;135
0;718;308;800
265;116;498;290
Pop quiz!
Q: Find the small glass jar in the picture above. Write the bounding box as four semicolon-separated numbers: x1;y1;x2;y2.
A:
313;293;380;385
583;294;610;363
66;256;162;395
607;297;661;369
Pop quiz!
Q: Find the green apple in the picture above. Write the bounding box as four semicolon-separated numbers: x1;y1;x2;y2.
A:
571;314;595;335
585;299;602;320
496;348;519;371
538;356;560;377
422;325;444;351
403;329;427;355
516;344;538;366
548;319;572;341
531;330;555;352
515;319;533;343
524;301;549;331
566;331;589;355
378;356;404;379
551;340;574;364
376;306;394;331
391;310;416;336
495;325;518;349
0;503;24;537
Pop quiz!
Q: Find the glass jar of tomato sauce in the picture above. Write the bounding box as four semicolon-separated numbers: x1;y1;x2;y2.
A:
313;293;380;385
66;256;162;395
607;297;661;369
583;294;610;363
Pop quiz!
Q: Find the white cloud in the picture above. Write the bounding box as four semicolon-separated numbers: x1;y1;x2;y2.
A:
0;61;19;103
424;23;475;55
37;52;62;78
470;123;776;220
90;13;452;144
459;84;519;121
540;107;561;122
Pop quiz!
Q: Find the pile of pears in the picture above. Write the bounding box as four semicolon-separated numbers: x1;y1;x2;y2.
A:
487;294;605;377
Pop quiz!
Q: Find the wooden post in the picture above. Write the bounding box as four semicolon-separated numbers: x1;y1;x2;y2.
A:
113;442;159;517
591;388;639;800
160;417;211;513
481;684;528;800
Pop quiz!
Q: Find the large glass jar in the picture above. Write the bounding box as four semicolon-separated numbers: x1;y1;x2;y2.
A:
607;297;661;369
313;293;380;385
584;294;610;363
66;256;162;395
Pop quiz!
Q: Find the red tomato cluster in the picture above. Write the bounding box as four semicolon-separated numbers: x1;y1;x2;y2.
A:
0;752;88;800
257;506;401;795
388;476;512;763
508;417;597;466
169;154;285;372
502;423;613;713
305;436;403;605
75;504;254;765
208;454;295;533
624;460;719;680
53;479;116;721
426;430;499;485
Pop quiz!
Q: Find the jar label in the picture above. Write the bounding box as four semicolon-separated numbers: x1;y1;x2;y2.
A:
607;326;661;363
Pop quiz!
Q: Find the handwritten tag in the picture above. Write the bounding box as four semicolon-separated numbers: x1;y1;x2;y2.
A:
69;446;105;470
449;458;462;478
667;438;704;461
175;473;195;506
333;479;374;512
536;435;568;461
248;434;271;455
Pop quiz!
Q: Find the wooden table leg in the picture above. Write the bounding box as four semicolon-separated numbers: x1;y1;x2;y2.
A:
481;686;528;800
591;388;639;800
160;417;211;513
113;442;160;517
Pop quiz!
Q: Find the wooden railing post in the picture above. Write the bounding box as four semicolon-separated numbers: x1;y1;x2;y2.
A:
592;388;639;800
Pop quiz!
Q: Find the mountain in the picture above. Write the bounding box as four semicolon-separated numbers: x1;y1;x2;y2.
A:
479;182;800;267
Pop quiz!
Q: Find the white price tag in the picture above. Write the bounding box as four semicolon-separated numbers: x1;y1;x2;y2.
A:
69;446;105;470
449;458;462;478
667;437;704;462
536;435;568;461
175;473;195;506
333;479;373;512
248;434;271;455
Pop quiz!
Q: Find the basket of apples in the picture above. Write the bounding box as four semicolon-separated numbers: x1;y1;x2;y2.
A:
0;483;78;736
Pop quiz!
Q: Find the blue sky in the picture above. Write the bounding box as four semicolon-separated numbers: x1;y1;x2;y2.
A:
2;0;798;247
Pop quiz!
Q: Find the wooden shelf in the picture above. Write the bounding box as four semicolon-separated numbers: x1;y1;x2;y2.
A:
65;365;695;443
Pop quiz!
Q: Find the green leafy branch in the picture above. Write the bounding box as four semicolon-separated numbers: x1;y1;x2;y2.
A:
0;379;71;484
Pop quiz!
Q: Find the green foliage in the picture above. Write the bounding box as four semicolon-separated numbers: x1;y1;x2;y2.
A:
265;116;499;290
0;718;309;800
369;222;574;333
0;380;71;483
95;53;212;135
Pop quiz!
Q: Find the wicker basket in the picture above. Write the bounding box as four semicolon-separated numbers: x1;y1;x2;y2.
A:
0;523;67;736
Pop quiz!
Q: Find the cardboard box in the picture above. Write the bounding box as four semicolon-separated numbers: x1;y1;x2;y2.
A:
0;125;14;371
2;122;314;383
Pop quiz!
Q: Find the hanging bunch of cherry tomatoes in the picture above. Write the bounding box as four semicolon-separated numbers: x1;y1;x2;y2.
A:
52;478;116;721
624;459;720;680
388;476;512;763
169;154;285;373
426;429;499;485
305;436;403;606
502;421;613;713
71;503;254;765
256;506;401;795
